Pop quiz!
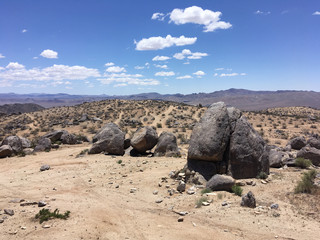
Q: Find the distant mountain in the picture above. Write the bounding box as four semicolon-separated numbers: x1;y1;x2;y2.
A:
0;103;45;115
0;89;319;111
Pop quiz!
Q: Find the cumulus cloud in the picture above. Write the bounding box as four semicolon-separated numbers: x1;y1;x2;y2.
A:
0;62;100;82
176;75;192;79
169;6;232;32
105;62;114;66
254;10;271;15
154;64;168;69
155;71;175;77
220;72;246;77
173;49;208;60
106;66;126;73
152;55;171;61
313;11;320;15
193;70;205;76
151;12;166;21
135;35;197;51
40;49;58;59
22;29;27;33
99;72;159;86
0;53;5;58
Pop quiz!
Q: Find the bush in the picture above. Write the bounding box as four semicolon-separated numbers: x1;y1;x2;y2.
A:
231;185;243;196
195;196;208;208
201;188;212;195
257;171;268;179
295;158;312;169
35;208;70;224
156;123;162;128
294;169;317;194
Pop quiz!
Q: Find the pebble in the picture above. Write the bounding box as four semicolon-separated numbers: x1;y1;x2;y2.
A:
0;219;4;223
202;201;210;206
40;165;50;172
115;185;119;188
270;203;279;210
42;225;51;228
153;190;158;195
155;199;163;203
177;181;186;193
130;188;137;193
261;180;267;184
38;201;47;207
222;201;228;206
4;209;14;216
178;217;184;222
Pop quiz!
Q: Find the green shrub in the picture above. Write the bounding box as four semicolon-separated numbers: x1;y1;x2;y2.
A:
201;188;212;195
294;169;317;194
117;160;122;164
231;185;243;196
195;196;208;208
257;171;268;179
35;208;70;224
295;158;312;169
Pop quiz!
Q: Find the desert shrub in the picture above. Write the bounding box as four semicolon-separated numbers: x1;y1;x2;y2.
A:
117;160;122;164
201;188;212;195
156;123;162;128
231;185;243;196
295;158;312;169
257;171;268;179
195;196;208;208
294;169;317;194
35;208;70;224
217;193;224;200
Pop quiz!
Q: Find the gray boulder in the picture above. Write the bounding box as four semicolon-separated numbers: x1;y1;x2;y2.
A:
20;137;31;148
61;132;77;145
42;130;66;143
227;107;241;132
307;137;320;150
188;102;230;162
241;191;256;208
154;132;180;157
0;145;13;158
206;174;235;191
34;138;52;152
1;136;23;153
131;126;158;153
229;116;269;179
89;123;124;155
297;146;320;166
269;149;289;168
288;136;307;150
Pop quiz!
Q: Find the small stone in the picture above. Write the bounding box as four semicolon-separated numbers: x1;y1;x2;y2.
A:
202;201;210;206
270;203;279;210
153;190;158;195
158;182;162;187
177;181;186;193
252;181;256;186
40;165;50;171
273;212;280;217
21;226;26;230
38;201;47;207
0;219;4;223
178;217;184;222
42;225;51;228
261;180;267;184
115;185;119;188
246;180;253;185
121;163;125;166
221;201;228;206
4;209;14;216
130;188;137;193
155;199;163;203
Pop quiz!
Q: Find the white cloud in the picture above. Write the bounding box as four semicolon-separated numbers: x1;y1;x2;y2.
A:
254;10;271;15
22;29;27;33
0;63;100;82
106;66;126;73
135;66;145;70
0;53;5;59
105;62;114;66
154;64;168;69
193;70;205;76
176;75;192;79
151;12;166;21
40;49;58;59
173;49;208;60
220;72;247;77
155;71;175;77
135;35;197;51
313;11;320;15
213;73;218;77
152;55;171;61
99;73;159;86
169;6;232;32
183;62;190;65
215;67;232;71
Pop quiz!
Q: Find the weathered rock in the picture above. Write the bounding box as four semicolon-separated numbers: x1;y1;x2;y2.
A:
0;145;13;158
40;164;50;171
38;201;47;207
1;136;23;153
89;123;125;155
79;114;89;122
177;181;186;192
229;116;269;179
131;126;158;153
19;137;31;148
188;102;230;162
4;209;14;216
227;107;241;132
297;146;320;166
241;191;256;208
34;138;52;152
206;174;235;191
307;137;320;150
61;132;77;145
288;136;307;150
154;132;180;157
42;130;66;143
269;149;289;168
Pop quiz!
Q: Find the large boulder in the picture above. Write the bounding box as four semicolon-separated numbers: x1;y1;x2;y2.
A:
206;174;235;191
20;137;31;149
89;123;124;155
42;130;66;143
0;145;13;158
188;102;230;162
297;146;320;166
154;132;180;157
307;137;320;150
287;136;307;150
227;107;241;132
229;116;269;179
131;126;158;153
34;138;52;152
269;149;289;168
1;136;23;153
61;132;77;145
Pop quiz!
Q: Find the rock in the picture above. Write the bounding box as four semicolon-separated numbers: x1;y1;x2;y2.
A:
241;191;256;208
307;137;320;150
155;199;163;203
154;132;180;157
38;201;46;207
124;139;131;150
297;146;320;166
222;201;228;206
92;117;102;122
19;137;31;148
34;138;52;152
89;123;125;155
188;102;230;162
40;165;50;171
0;219;3;223
206;174;235;191
61;132;77;145
270;203;279;209
23;148;34;155
131;126;158;153
178;217;184;222
177;181;186;192
79;114;89;122
229;116;269;179
42;130;66;143
0;145;13;158
187;186;196;195
1;136;23;153
227;107;242;132
269;149;284;168
287;136;307;150
4;209;14;216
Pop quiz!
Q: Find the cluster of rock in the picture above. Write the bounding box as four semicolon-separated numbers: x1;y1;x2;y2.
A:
269;136;320;167
187;102;269;180
0;136;32;158
88;123;180;157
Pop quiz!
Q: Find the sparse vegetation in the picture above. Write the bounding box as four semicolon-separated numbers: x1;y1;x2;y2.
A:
257;171;268;179
195;196;209;208
35;208;70;224
201;188;212;195
294;169;317;194
295;157;312;169
231;185;243;196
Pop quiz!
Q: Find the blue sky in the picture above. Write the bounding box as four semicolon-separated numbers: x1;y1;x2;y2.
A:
0;0;319;95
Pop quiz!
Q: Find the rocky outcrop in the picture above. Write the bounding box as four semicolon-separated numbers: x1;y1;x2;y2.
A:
297;146;320;166
34;138;52;152
61;132;77;145
287;136;307;150
1;136;23;153
268;149;290;168
307;137;320;150
89;123;125;155
206;174;235;191
42;130;66;143
154;132;180;157
131;126;158;153
20;137;31;149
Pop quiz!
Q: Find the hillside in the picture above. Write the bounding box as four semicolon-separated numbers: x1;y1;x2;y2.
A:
0;103;45;115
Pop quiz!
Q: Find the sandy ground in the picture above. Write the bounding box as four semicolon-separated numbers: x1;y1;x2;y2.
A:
0;144;319;240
